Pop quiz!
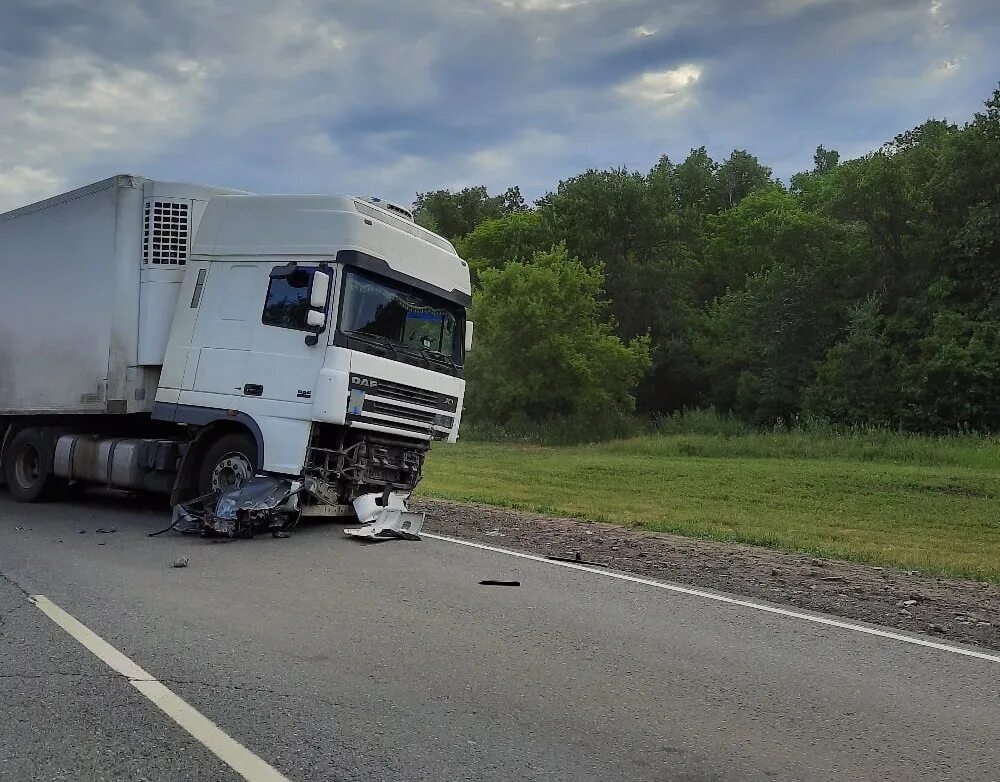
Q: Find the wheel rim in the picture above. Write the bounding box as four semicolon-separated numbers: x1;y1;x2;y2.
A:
13;444;41;489
211;451;254;493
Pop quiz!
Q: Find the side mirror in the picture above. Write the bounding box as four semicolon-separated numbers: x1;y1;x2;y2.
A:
304;269;330;345
310;270;330;308
464;320;474;353
306;309;326;329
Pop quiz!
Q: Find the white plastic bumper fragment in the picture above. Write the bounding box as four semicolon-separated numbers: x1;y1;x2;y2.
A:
345;492;424;540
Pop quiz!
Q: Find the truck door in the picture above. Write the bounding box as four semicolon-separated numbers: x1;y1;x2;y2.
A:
188;263;258;397
242;263;334;406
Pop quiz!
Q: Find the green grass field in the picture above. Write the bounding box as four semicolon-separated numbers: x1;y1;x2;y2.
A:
420;430;1000;582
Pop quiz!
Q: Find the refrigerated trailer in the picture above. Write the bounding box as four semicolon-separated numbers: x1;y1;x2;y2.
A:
0;175;471;519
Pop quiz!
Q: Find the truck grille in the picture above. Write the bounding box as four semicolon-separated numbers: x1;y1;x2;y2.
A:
347;374;457;439
365;400;454;428
349;375;457;411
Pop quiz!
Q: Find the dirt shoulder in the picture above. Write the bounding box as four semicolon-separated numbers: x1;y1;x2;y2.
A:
413;497;1000;653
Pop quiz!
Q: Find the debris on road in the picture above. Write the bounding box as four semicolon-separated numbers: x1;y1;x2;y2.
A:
210;477;301;538
414;497;1000;652
546;552;608;568
152;481;425;544
95;527;116;534
344;491;423;541
479;579;521;587
171;557;189;568
155;476;302;540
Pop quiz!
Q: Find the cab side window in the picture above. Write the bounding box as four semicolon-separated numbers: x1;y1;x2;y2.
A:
262;267;314;331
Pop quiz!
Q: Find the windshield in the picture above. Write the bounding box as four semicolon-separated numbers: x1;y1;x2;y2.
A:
339;269;464;362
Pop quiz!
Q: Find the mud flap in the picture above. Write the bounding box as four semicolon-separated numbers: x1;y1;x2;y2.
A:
345;491;424;540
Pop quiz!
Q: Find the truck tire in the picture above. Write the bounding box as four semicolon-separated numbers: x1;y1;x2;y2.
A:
4;428;60;503
197;432;258;497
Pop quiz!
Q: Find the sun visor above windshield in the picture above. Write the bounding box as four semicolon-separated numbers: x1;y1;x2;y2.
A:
337;250;471;308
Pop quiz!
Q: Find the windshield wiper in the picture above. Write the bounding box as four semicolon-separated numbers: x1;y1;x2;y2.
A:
346;330;398;359
420;347;458;373
346;330;457;371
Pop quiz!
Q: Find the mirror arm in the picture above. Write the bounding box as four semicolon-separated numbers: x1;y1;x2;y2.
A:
269;261;298;279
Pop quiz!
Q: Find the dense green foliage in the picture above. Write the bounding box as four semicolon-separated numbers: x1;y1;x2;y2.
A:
464;246;650;425
413;185;526;239
414;87;1000;433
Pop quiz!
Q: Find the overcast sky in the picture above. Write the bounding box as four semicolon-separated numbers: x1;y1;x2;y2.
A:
1;0;997;212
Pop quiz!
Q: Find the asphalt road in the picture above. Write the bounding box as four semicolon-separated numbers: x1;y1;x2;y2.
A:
0;491;997;782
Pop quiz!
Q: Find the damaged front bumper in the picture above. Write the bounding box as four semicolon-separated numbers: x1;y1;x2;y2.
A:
344;491;425;540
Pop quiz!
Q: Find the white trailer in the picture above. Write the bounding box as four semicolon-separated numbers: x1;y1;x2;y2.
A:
0;175;471;522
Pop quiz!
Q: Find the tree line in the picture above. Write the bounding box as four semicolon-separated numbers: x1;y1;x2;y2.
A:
414;86;1000;433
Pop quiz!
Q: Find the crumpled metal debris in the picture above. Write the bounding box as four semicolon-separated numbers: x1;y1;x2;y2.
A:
166;476;301;539
345;491;424;541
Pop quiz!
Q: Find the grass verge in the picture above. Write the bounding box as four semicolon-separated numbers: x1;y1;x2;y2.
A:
420;433;1000;582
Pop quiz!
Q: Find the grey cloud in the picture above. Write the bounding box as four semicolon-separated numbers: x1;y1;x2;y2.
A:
0;0;997;211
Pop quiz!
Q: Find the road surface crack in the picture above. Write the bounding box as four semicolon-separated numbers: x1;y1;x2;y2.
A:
0;569;32;598
159;677;341;706
0;670;119;681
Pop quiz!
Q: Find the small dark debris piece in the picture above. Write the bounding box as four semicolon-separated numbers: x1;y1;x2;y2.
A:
546;553;608;567
479;579;520;587
78;529;86;534
95;528;116;534
171;557;189;568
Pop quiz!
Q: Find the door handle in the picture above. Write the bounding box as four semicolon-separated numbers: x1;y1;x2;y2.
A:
243;383;263;396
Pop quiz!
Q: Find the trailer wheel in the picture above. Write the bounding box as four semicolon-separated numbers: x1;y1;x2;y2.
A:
197;432;258;497
4;428;59;503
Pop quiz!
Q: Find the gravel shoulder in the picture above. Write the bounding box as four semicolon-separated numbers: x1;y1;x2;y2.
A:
413;497;1000;652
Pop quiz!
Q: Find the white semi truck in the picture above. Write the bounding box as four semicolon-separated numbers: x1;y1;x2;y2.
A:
0;175;471;522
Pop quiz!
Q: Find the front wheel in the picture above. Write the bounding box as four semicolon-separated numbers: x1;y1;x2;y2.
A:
4;428;59;503
197;433;258;497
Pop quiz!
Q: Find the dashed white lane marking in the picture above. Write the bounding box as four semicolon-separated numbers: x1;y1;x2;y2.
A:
421;533;1000;665
30;595;293;782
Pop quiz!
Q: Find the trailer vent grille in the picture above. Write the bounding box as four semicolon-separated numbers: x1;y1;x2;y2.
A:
143;200;190;265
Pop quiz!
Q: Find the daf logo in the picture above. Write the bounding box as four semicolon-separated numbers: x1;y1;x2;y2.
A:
351;376;378;388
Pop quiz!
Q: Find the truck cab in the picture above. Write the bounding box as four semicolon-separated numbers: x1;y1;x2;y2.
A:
153;194;472;507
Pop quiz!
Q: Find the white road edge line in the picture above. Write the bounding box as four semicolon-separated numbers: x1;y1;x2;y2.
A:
29;595;293;782
421;533;1000;664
